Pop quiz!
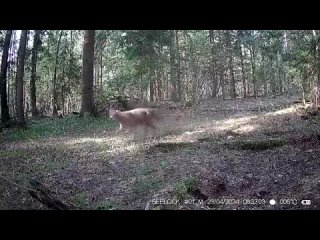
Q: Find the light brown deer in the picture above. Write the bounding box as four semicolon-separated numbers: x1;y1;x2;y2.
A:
108;107;160;141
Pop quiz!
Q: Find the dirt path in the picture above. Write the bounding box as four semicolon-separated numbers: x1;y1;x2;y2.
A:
1;96;320;210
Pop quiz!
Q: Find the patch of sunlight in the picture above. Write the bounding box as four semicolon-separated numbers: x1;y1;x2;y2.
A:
107;143;139;154
214;115;258;131
64;136;129;147
233;124;258;134
265;106;296;116
182;129;206;136
73;137;108;143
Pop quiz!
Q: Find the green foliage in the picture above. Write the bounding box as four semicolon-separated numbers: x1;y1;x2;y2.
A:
95;201;119;210
134;177;164;194
160;160;169;169
175;177;198;201
4;29;320;120
74;192;87;207
3;116;118;141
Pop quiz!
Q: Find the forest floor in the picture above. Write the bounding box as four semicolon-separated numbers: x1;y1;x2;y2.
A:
1;95;320;210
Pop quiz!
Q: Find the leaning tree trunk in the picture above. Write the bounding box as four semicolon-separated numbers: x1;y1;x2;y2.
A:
52;30;63;116
81;30;95;115
16;30;28;126
30;30;42;117
0;30;12;125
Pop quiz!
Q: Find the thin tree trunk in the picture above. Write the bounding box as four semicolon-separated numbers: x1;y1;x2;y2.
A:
30;30;41;117
209;30;218;98
170;30;177;102
239;43;247;98
220;68;225;100
250;47;257;98
277;52;282;94
263;57;267;96
156;47;162;101
166;72;169;100
175;30;181;101
1;30;12;124
100;52;103;88
53;30;63;116
149;57;154;102
316;31;320;105
61;65;65;115
16;30;28;125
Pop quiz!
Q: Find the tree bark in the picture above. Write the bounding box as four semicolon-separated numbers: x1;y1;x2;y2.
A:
175;30;181;101
225;31;236;99
220;68;225;100
30;30;42;117
53;30;63;116
81;30;95;115
209;30;218;98
149;65;154;102
250;46;257;97
239;43;247;98
0;30;12;125
170;30;177;102
16;30;28;125
263;56;267;96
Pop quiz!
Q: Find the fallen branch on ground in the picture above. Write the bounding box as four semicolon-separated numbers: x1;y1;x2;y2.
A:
28;179;79;210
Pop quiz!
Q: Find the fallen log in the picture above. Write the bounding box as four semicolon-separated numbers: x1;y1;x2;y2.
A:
28;179;78;210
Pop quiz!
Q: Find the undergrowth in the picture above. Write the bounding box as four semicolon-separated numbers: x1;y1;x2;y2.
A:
2;115;118;141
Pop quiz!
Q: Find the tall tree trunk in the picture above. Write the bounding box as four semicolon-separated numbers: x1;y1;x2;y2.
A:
191;70;197;104
175;30;181;101
250;47;257;98
140;71;144;99
316;31;320;106
277;52;282;94
220;68;225;100
156;45;162;101
165;72;169;100
149;66;154;102
170;30;177;102
263;57;267;96
53;30;63;116
239;43;247;98
209;30;218;98
30;30;41;117
225;31;236;99
1;30;12;125
100;52;103;88
148;53;155;102
61;65;65;115
16;30;28;125
81;30;95;115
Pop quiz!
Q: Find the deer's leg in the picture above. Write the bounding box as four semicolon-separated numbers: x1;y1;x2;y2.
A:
116;124;123;134
132;128;138;142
